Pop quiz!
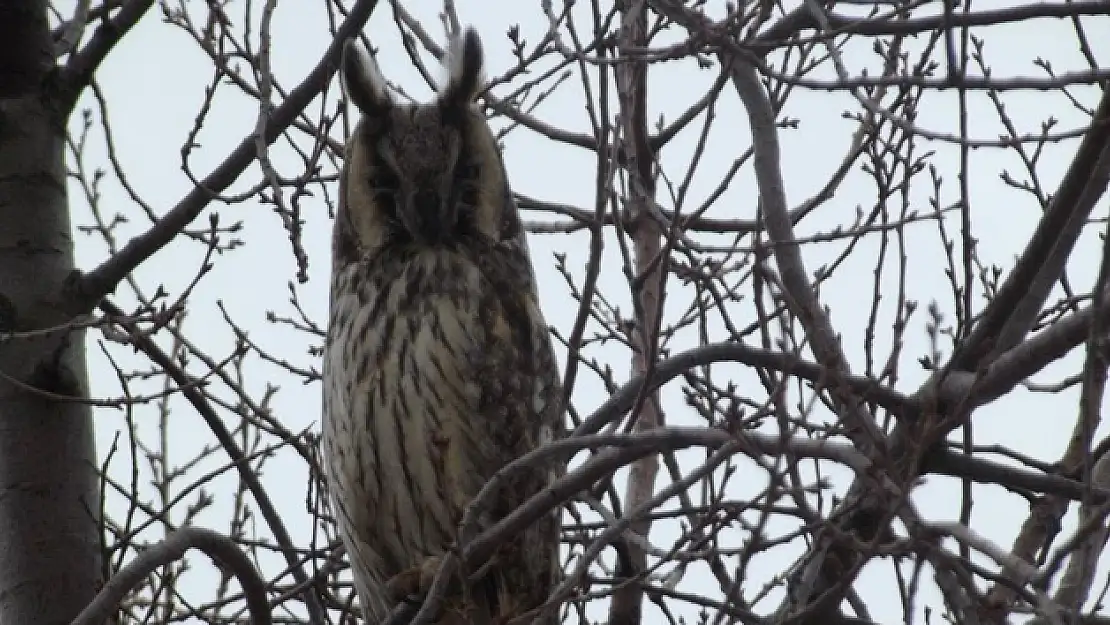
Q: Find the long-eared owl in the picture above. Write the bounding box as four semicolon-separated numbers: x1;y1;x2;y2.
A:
321;27;564;625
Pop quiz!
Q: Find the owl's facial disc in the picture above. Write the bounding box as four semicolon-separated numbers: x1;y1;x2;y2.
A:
370;121;472;245
341;28;502;253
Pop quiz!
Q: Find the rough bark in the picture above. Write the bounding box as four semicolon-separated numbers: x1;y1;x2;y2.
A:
0;2;104;623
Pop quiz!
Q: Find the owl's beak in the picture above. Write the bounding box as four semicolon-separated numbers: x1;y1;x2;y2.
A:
409;189;458;243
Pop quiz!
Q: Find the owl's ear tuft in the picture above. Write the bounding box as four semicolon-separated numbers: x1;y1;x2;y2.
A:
342;39;392;116
440;28;483;108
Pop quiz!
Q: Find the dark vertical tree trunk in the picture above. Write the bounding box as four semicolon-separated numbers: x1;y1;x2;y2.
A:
0;2;104;623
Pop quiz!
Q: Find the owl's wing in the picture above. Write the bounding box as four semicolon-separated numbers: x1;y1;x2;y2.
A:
471;233;563;468
488;185;564;447
468;227;564;624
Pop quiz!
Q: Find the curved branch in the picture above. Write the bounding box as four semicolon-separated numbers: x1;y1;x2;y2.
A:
572;340;911;440
71;527;271;625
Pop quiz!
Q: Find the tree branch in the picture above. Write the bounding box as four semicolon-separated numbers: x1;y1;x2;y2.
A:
720;47;886;454
572;341;914;439
62;0;383;317
99;299;325;624
753;0;1110;52
71;527;271;625
56;0;155;115
610;2;663;625
948;88;1110;372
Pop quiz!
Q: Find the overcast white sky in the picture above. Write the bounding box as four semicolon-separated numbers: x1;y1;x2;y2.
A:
58;1;1110;623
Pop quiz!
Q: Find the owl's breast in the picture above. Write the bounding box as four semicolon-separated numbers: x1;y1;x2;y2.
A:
323;247;500;576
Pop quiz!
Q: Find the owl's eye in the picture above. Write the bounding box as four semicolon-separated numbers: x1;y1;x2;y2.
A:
459;184;478;207
369;168;400;192
456;163;480;181
369;168;400;212
366;168;400;220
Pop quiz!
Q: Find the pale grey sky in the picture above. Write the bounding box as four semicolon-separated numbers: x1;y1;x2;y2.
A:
62;1;1110;623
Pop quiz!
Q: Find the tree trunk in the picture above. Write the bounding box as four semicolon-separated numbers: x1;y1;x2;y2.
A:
0;2;104;623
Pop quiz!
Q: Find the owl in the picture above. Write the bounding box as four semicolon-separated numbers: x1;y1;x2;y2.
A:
321;27;564;625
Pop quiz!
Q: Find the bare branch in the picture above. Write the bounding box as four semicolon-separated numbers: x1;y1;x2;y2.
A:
56;0;154;115
71;527;271;625
63;0;385;318
948;89;1110;373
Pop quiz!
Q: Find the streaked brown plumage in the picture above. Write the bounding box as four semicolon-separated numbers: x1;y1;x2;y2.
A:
321;28;563;625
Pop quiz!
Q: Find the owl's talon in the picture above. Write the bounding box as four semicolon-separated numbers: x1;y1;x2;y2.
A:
385;555;445;603
385;568;422;602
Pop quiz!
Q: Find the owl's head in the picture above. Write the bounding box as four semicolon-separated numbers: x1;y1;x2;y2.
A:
337;28;516;261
